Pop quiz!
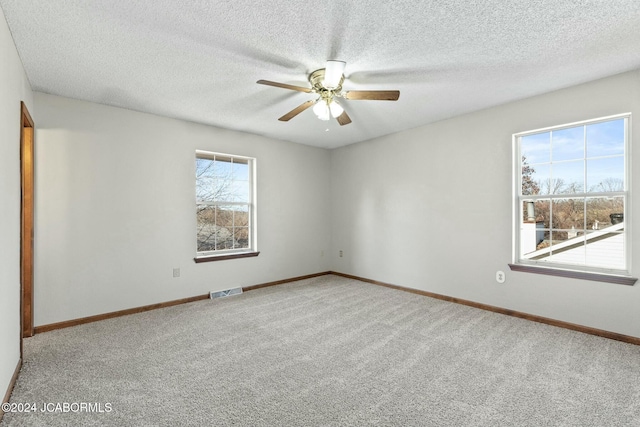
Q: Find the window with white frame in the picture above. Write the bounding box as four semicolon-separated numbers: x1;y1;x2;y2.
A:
514;114;630;276
195;151;256;258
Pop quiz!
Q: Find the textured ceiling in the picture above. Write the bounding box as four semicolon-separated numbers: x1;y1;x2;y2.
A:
2;1;640;149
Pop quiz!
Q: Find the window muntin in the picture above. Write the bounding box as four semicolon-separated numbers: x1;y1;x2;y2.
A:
196;151;255;256
515;114;629;274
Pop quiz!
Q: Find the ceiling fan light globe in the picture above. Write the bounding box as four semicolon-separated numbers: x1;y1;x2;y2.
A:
323;60;346;89
329;100;344;118
313;101;331;120
317;111;331;120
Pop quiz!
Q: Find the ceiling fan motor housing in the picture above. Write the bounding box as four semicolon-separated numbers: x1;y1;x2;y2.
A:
309;68;344;100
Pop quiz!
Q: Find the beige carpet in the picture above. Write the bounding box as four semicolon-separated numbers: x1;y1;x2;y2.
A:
2;274;640;426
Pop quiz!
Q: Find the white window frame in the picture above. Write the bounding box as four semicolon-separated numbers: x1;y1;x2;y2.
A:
195;150;257;260
511;113;634;283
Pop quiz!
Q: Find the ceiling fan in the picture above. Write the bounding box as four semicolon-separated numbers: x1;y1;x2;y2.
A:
257;60;400;126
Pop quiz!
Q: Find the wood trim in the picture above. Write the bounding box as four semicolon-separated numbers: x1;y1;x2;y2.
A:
20;101;34;344
21;101;33;127
1;359;22;423
243;271;331;292
33;272;332;334
508;263;637;285
194;251;260;263
330;271;640;346
34;294;210;334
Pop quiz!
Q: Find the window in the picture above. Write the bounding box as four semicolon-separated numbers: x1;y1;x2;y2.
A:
513;114;632;281
195;151;257;261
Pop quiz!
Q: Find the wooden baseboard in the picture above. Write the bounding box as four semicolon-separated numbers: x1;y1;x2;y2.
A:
34;294;211;334
243;271;331;292
34;272;332;334
330;271;640;346
1;358;22;423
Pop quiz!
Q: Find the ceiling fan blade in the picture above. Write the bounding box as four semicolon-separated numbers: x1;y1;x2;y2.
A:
336;111;352;126
257;80;312;93
278;100;315;121
343;90;400;101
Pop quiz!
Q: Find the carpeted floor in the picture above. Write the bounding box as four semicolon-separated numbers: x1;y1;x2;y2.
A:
2;274;640;426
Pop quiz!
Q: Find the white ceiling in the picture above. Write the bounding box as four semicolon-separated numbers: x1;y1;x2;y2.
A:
2;1;640;149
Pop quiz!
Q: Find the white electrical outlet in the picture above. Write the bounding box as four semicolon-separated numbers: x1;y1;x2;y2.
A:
339;250;343;257
496;270;506;283
173;268;180;278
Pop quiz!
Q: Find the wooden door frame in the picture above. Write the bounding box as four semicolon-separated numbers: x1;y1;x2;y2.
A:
20;101;34;352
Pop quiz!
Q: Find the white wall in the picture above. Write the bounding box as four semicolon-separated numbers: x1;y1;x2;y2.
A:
0;6;33;402
33;93;331;326
331;70;640;339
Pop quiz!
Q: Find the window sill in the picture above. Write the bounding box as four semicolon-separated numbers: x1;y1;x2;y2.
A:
508;264;637;286
194;251;260;263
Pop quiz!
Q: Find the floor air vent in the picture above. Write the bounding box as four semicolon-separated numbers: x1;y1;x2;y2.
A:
210;287;243;299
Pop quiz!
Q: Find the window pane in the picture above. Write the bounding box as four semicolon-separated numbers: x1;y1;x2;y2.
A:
550;229;569;242
232;159;249;181
521;199;549;228
196;158;214;177
551;160;584;194
213;157;232;177
212;160;233;203
216;206;234;229
548;232;586;267
524;163;550;195
196;157;236;203
586;119;624;158
586;197;624;229
234;205;249;227
215;206;235;250
586;157;624;193
522;160;541;195
196;158;215;201
231;181;250;202
520;204;546;256
196;205;216;252
233;227;249;249
552;198;584;231
535;230;552;252
521;132;550;164
585;231;625;270
216;233;234;250
552;127;584;161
